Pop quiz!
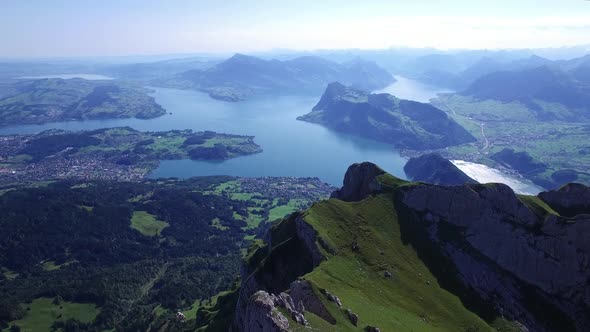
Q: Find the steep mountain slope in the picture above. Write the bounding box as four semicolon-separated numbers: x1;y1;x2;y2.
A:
159;54;395;101
297;83;476;150
218;163;590;332
404;153;477;185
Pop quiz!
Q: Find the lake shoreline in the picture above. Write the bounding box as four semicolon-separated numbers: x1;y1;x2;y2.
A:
0;75;541;191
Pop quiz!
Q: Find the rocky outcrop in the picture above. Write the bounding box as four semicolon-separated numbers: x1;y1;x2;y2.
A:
398;182;590;331
404;153;477;185
346;308;359;326
322;289;342;308
539;182;590;217
289;280;335;324
331;162;385;202
242;291;290;332
234;214;327;330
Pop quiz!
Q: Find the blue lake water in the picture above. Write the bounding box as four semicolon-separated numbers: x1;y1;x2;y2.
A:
0;85;410;185
374;76;453;103
0;75;541;192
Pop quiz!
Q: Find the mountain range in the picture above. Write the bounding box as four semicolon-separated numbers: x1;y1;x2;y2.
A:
158;54;395;101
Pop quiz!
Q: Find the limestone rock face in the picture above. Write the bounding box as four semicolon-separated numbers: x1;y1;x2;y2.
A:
398;183;590;332
242;291;290;332
233;214;326;330
331;162;385;201
290;280;335;324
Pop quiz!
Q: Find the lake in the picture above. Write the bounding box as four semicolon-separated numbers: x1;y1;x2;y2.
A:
0;84;410;186
0;75;541;193
374;76;453;103
452;160;542;195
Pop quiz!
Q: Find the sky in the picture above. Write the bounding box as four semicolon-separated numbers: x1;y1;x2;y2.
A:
1;0;590;57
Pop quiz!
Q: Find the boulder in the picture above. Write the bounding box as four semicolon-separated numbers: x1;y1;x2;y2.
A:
346;308;359;326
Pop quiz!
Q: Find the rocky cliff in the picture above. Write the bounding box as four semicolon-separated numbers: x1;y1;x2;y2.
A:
397;183;590;332
231;162;590;332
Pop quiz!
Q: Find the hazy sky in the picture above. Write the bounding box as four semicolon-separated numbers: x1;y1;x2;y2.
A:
1;0;590;57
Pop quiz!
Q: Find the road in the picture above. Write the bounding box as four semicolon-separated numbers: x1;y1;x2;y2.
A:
480;123;489;151
441;100;489;153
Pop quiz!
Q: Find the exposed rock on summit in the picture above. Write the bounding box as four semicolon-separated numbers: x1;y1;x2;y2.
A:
398;182;590;332
331;162;385;201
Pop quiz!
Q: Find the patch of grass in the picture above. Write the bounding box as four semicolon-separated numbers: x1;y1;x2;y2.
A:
194;289;239;332
6;297;99;332
232;211;244;221
518;195;559;217
298;194;501;331
268;199;309;221
211;218;229;231
70;183;91;189
130;211;169;236
230;192;256;201
127;192;153;203
41;260;76;272
153;305;167;317
2;267;19;280
182;299;202;321
77;205;94;212
211;180;240;195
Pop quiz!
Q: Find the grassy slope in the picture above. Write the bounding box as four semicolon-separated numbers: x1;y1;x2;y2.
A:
299;194;499;332
268;199;309;222
517;195;559;217
3;297;99;332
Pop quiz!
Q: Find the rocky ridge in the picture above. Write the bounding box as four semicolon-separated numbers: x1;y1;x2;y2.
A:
233;162;590;331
